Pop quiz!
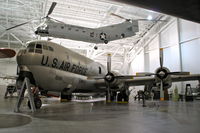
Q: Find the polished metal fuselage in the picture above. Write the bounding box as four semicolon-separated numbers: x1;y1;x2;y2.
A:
17;40;107;93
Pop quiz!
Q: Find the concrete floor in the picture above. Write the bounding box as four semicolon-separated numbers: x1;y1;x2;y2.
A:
0;85;200;133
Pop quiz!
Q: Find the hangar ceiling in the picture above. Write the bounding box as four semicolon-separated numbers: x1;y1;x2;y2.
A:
0;0;172;73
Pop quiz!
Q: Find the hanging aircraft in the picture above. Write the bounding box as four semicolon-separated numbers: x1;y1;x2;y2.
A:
5;2;139;44
10;40;200;109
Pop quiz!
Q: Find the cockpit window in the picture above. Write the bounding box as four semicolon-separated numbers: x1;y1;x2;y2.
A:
28;43;35;53
36;44;42;49
43;45;48;50
35;44;42;54
48;46;54;51
28;43;35;48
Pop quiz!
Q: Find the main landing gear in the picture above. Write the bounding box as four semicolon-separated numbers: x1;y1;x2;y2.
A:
27;95;42;109
117;91;129;102
60;91;72;102
15;77;42;112
106;90;129;103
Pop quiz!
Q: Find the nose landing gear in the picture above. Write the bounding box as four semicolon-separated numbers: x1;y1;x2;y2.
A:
15;77;42;112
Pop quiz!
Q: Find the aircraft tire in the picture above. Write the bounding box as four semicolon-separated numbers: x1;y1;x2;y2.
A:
110;92;117;101
123;94;129;102
117;93;123;102
61;92;72;101
104;40;108;44
28;98;42;109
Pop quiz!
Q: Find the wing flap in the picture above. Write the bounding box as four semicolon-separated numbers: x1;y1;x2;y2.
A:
94;77;155;87
124;77;155;86
171;74;200;82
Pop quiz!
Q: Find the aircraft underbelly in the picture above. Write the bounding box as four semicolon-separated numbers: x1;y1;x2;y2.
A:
28;65;98;92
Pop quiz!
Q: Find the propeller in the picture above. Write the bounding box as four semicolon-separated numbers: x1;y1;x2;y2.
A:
4;2;57;32
137;48;190;100
110;13;167;22
88;53;146;102
46;2;57;18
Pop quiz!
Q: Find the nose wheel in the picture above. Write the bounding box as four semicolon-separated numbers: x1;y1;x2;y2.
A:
28;97;42;109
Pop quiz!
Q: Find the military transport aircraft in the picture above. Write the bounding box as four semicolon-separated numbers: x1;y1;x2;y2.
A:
5;2;139;44
11;40;200;109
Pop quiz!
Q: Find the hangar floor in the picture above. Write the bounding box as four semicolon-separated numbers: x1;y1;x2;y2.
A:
0;85;200;133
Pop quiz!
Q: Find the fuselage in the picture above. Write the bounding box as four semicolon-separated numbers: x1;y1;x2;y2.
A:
35;19;139;44
17;40;107;93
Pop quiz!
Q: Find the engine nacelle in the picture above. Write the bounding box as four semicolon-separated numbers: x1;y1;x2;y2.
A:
155;67;172;89
104;71;123;90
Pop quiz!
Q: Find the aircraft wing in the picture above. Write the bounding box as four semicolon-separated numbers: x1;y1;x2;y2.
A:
112;0;200;23
124;77;155;86
171;74;200;82
0;48;16;58
94;77;155;87
124;74;200;86
94;74;200;88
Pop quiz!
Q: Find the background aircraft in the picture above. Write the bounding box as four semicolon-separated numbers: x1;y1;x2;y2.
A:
5;2;139;44
0;48;16;58
14;40;200;109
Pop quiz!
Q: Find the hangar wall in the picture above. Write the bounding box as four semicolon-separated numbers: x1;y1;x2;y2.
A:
130;19;200;93
0;60;17;85
179;19;200;89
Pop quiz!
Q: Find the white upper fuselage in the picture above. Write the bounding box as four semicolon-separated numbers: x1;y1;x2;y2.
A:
35;19;139;44
17;40;107;92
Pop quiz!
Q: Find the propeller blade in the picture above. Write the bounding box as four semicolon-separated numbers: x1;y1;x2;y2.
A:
6;21;30;31
111;13;167;22
135;19;168;22
159;48;164;68
46;2;57;17
107;53;111;73
110;13;128;20
168;72;190;75
160;80;164;101
5;17;40;31
50;17;66;24
136;72;155;76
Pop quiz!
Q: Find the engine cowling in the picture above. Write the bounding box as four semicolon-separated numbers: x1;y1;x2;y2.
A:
104;71;123;89
155;67;172;89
